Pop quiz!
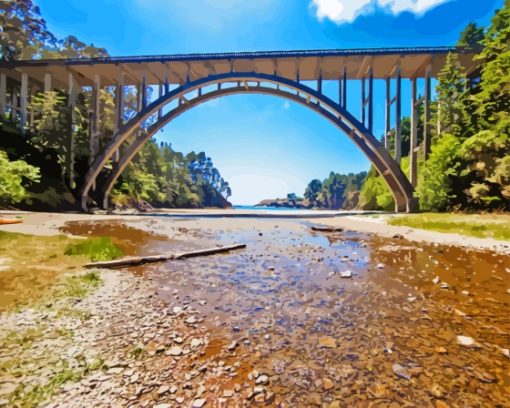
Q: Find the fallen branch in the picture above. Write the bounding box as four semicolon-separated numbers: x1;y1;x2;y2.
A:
0;219;22;225
311;226;344;232
84;243;246;269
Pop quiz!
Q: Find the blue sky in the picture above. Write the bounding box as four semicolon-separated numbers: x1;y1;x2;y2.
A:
37;0;502;204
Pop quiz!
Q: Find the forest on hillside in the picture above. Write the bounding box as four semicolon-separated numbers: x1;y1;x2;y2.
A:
359;5;509;212
0;0;232;210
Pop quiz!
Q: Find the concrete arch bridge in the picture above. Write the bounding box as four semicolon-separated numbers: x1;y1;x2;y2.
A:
0;47;477;212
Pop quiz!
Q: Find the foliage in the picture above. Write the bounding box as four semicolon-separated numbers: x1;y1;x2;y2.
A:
304;171;366;209
0;150;40;205
112;140;231;208
474;2;510;128
416;134;463;211
358;157;410;211
0;0;56;60
460;129;510;210
64;237;123;262
457;22;485;48
435;53;470;138
358;166;394;211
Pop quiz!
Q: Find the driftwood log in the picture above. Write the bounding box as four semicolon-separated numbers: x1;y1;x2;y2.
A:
311;226;344;232
84;243;246;269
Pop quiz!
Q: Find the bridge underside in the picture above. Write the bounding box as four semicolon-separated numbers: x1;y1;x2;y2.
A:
81;72;418;213
0;47;478;212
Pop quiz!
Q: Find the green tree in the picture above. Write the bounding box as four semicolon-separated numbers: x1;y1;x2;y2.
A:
416;134;464;211
304;179;323;206
435;53;469;138
0;0;56;60
457;22;485;47
0;150;40;204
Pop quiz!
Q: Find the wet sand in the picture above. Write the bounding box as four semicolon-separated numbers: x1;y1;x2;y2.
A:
0;212;509;407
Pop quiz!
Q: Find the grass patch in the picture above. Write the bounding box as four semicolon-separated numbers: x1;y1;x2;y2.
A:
388;213;510;241
0;231;120;311
64;237;123;262
53;271;102;300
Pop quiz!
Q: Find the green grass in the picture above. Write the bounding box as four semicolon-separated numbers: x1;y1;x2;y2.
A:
54;271;102;300
64;237;123;261
388;213;510;241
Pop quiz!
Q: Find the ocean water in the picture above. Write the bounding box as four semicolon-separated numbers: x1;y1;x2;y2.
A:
233;205;302;211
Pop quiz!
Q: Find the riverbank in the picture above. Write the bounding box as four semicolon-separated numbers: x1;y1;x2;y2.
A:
1;211;509;406
1;210;509;254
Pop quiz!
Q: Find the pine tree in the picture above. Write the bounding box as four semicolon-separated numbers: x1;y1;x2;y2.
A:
435;53;469;138
457;22;485;48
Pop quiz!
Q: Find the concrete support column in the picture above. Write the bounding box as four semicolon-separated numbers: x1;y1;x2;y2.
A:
68;73;77;187
44;73;52;93
11;89;17;122
158;83;164;119
384;77;391;151
395;65;402;163
137;72;147;111
338;76;342;107
368;67;373;133
0;74;6;117
342;67;347;110
361;77;366;126
114;73;124;133
113;73;124;163
164;76;170;94
19;73;28;134
410;77;418;187
90;74;101;164
423;67;432;160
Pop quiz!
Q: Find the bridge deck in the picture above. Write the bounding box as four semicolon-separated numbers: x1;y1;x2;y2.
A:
0;47;477;87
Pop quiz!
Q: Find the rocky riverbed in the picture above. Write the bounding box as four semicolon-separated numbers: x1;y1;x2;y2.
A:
0;215;509;407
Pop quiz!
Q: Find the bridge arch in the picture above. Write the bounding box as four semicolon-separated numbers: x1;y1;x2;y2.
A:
80;73;418;212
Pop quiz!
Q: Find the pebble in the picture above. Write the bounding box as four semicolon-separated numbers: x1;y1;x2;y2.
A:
456;335;480;348
223;389;234;397
192;399;206;408
392;364;411;380
157;385;169;395
318;336;337;348
323;377;334;390
255;374;269;385
166;346;183;356
339;270;352;278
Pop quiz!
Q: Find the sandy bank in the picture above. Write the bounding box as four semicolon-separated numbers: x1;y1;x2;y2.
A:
1;210;508;254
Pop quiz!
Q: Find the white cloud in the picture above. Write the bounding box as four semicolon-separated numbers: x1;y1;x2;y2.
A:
283;101;290;110
311;0;450;23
